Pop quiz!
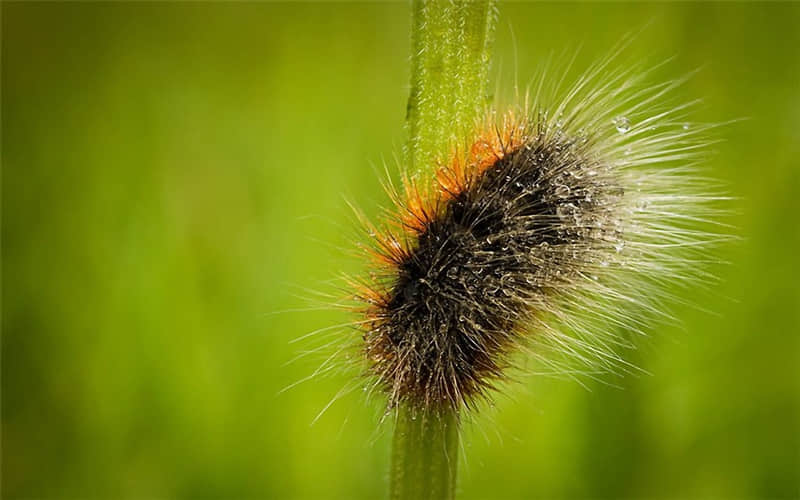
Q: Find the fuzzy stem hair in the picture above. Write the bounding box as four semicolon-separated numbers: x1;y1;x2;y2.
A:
390;407;459;500
405;0;497;174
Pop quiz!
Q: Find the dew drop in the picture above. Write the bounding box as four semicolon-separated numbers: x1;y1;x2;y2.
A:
556;202;576;219
614;241;625;253
555;185;571;198
613;116;631;134
569;170;584;180
525;276;539;286
682;122;690;131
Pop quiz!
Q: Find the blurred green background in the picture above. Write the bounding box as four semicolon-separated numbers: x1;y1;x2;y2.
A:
3;2;799;499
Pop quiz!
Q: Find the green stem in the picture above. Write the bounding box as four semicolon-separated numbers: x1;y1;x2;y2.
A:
390;407;460;500
405;0;497;174
391;1;497;499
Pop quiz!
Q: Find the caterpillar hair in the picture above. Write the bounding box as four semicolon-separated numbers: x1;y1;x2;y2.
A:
343;51;729;415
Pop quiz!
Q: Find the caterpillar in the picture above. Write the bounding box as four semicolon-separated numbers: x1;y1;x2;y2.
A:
345;56;727;415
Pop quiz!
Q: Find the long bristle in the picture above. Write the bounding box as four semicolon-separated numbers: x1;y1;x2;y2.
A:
345;56;730;413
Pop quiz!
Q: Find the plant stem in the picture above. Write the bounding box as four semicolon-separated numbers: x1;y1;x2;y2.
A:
390;407;460;500
405;0;497;174
392;1;497;499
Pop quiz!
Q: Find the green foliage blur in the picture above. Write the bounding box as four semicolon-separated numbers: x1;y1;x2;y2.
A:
3;2;799;498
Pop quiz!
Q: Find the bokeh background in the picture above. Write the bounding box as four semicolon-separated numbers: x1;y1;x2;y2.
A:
3;2;799;499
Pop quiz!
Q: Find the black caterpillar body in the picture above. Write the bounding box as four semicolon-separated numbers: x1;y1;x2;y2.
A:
365;127;626;411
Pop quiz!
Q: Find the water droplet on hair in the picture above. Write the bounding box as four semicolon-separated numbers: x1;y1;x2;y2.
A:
556;202;576;219
569;170;584;180
614;241;625;253
555;185;571;198
613;116;631;134
682;122;690;130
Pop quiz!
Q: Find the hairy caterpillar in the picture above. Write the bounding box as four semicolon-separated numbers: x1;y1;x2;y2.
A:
341;53;727;415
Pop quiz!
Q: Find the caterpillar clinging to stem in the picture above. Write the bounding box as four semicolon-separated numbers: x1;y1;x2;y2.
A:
354;76;726;414
328;2;729;499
